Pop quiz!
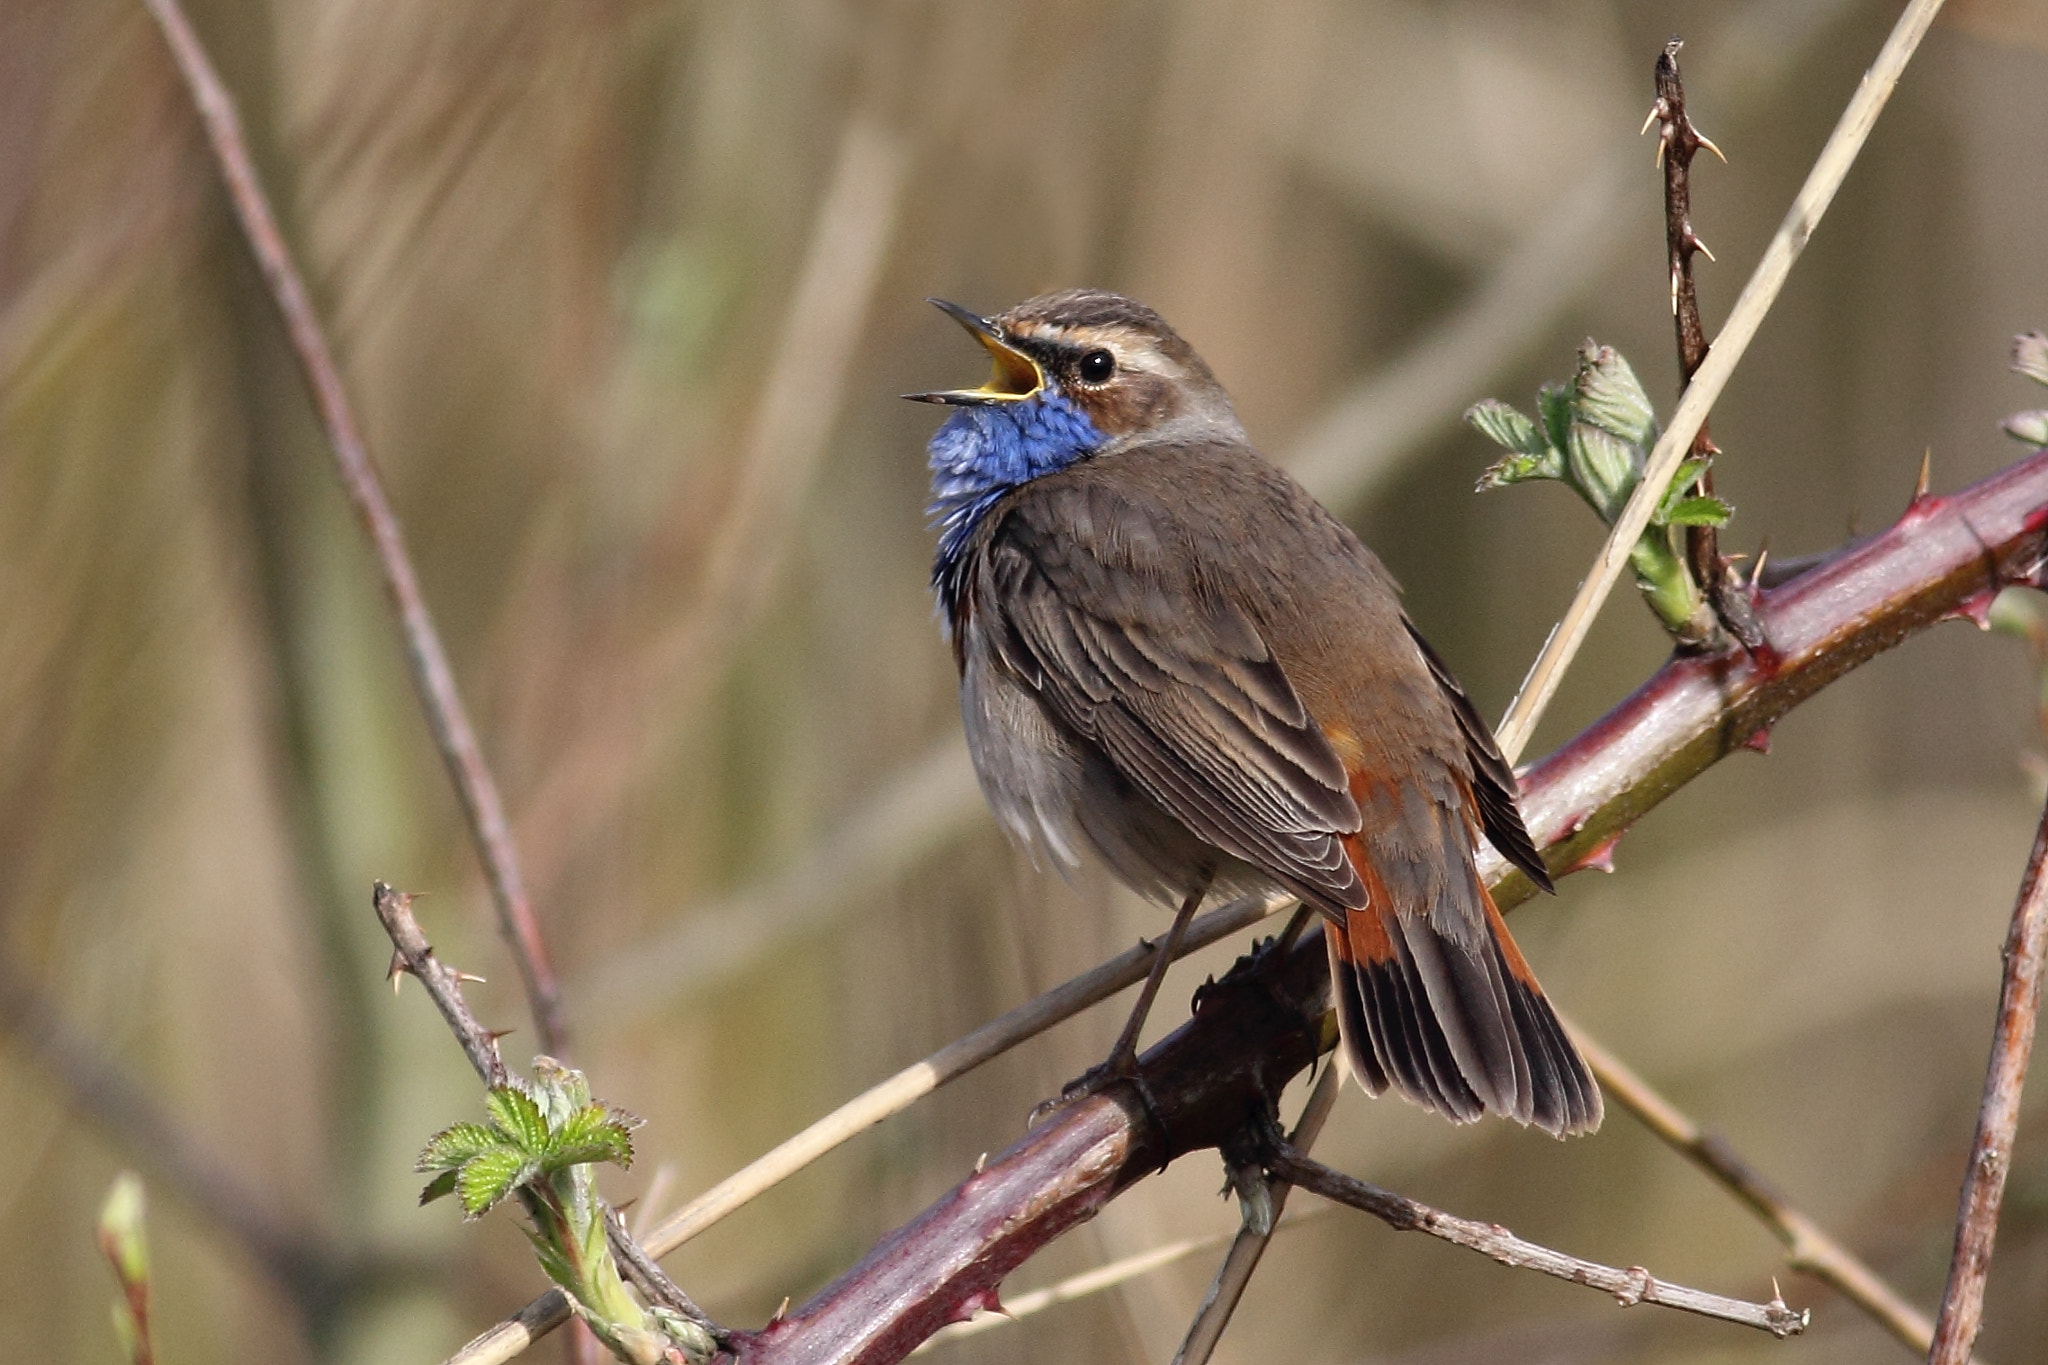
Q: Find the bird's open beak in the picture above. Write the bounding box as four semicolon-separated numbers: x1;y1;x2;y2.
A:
903;299;1044;405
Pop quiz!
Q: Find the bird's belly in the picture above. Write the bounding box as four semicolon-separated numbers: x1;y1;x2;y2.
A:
960;636;1266;908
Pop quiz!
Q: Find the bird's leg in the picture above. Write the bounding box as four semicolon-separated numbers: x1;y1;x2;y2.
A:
1104;877;1208;1074
1031;876;1215;1126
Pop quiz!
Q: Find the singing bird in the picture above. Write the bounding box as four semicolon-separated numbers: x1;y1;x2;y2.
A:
908;290;1600;1135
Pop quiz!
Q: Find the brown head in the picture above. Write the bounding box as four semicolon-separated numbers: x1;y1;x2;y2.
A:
908;288;1239;440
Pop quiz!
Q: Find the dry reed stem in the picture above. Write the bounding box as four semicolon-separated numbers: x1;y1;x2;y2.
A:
908;1208;1334;1353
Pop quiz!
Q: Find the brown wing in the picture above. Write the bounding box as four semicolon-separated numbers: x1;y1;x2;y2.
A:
976;476;1365;909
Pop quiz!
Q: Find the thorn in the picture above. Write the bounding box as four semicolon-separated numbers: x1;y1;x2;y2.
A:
1948;588;1998;630
487;1027;517;1044
1750;547;1770;587
1654;135;1668;171
1742;727;1772;755
973;1152;987;1175
1572;833;1622;876
770;1296;790;1325
1914;448;1933;502
454;970;487;985
1639;102;1663;138
388;952;411;994
1695;129;1727;163
1690;233;1716;263
1670;265;1681;316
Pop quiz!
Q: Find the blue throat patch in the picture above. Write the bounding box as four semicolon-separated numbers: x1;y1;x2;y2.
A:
927;388;1104;624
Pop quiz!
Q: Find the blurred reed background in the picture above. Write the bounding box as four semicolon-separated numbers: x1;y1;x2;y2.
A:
4;0;2048;1362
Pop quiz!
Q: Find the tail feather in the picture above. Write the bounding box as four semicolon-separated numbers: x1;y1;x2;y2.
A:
1328;887;1601;1137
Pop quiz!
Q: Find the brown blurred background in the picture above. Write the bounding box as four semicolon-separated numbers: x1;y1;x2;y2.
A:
5;0;2048;1361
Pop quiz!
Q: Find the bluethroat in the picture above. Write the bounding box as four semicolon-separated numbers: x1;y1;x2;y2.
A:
909;290;1600;1135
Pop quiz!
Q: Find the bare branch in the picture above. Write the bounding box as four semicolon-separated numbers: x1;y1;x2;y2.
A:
140;0;567;1054
1264;1143;1804;1337
1929;794;2048;1364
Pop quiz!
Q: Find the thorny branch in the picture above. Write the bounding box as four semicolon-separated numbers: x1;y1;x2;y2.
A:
457;437;2048;1364
141;0;567;1055
1648;37;1764;652
1929;795;2048;1364
371;883;510;1089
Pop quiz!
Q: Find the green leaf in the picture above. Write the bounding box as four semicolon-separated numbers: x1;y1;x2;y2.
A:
547;1105;637;1172
2015;332;2048;387
1465;399;1547;456
2005;409;2048;447
529;1056;595;1130
456;1147;535;1219
1564;424;1639;521
418;1170;461;1206
418;1121;502;1173
487;1086;552;1156
1572;344;1658;447
1651;457;1710;519
1476;451;1557;492
1662;496;1732;527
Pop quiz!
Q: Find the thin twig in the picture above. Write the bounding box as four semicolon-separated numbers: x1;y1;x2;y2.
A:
633;893;1292;1259
1173;1062;1340;1365
1929;795;2048;1364
372;883;726;1347
140;0;567;1054
1494;0;1949;762
371;883;509;1088
1570;1024;1972;1360
1263;1145;1806;1338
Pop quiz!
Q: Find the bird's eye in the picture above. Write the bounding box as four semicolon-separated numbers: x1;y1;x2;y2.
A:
1077;348;1116;384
